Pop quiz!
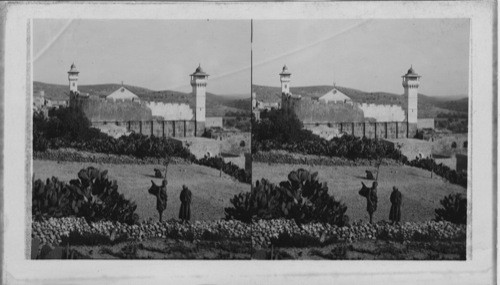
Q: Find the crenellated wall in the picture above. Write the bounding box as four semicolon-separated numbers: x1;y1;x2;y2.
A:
283;96;364;123
74;96;153;121
281;92;417;139
71;94;205;136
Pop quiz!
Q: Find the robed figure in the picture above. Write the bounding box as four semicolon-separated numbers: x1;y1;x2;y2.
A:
389;186;402;224
179;185;192;222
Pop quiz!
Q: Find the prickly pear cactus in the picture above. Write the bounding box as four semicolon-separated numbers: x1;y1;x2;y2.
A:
33;167;138;225
225;169;349;226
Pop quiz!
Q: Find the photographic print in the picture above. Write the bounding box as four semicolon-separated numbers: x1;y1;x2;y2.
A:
31;19;252;259
1;1;495;284
250;19;469;260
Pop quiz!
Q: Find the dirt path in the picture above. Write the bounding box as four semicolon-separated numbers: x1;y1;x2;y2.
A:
252;162;466;223
34;160;250;222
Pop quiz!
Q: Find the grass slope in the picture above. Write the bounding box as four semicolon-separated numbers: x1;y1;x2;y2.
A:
34;160;250;222
252;162;466;223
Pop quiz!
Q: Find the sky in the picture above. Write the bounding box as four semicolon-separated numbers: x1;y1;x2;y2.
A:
253;19;469;97
34;19;469;97
33;19;251;95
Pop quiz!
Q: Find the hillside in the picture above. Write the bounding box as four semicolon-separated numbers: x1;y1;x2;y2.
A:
33;81;250;117
253;84;468;118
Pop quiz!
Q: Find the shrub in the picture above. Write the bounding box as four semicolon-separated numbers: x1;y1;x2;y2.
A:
252;110;403;161
33;130;49;152
435;193;467;224
408;158;467;187
33;167;139;225
195;156;251;184
270;231;325;248
33;107;195;160
240;140;246;147
225;169;349;226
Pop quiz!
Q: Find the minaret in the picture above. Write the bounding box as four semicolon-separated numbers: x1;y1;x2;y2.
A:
279;65;291;111
68;63;79;93
402;65;421;136
279;65;291;95
190;64;208;136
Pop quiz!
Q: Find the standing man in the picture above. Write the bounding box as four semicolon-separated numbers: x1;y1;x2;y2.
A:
179;185;192;223
367;181;378;224
148;179;168;223
389;186;402;224
359;181;378;224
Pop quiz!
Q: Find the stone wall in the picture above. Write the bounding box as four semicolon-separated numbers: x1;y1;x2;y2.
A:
92;120;202;138
456;154;468;173
284;96;364;123
77;96;153;121
304;121;416;140
72;96;200;122
430;133;468;156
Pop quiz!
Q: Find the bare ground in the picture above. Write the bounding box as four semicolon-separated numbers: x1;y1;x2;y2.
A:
252;162;467;223
252;239;465;260
67;238;251;259
34;160;250;222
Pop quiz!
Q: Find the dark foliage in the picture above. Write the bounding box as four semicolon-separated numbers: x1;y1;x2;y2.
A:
223;116;251;132
252;109;309;151
408;158;467;187
31;237;82;259
195;156;251;184
435;193;467;224
435;117;468;133
33;107;195;160
252;109;404;161
32;167;139;225
270;231;331;248
225;169;349;226
60;230;129;246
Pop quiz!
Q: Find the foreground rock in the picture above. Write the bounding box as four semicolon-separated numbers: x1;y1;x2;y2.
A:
32;217;251;246
251;219;466;249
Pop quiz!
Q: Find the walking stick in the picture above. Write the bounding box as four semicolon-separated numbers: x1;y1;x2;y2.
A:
375;156;383;182
164;156;171;179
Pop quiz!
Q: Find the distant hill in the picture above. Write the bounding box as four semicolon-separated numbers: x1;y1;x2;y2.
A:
33;81;250;117
253;84;468;119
